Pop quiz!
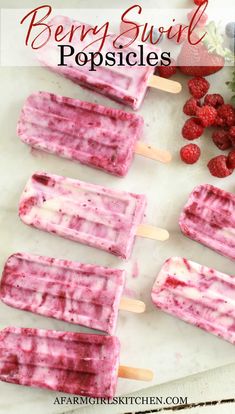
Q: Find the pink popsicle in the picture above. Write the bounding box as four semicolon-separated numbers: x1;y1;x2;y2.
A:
179;184;235;261
151;257;235;344
18;172;147;259
36;16;181;109
0;327;120;397
36;16;154;110
0;252;126;335
17;91;144;177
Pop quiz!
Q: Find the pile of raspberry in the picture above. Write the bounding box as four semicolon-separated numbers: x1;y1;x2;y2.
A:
180;76;235;178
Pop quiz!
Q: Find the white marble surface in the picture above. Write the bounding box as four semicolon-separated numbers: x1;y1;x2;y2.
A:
0;0;235;413
66;362;235;414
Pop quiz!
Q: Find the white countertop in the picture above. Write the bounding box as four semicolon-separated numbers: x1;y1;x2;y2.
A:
65;362;235;414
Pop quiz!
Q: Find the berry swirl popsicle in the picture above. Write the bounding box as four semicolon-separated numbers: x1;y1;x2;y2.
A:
17;92;171;177
36;16;181;110
151;257;235;344
18;172;169;259
0;252;145;335
179;184;235;261
0;327;153;397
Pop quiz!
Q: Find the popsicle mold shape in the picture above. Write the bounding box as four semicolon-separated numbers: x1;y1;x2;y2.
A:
0;327;153;397
179;184;235;261
0;327;120;397
36;16;181;110
151;257;235;344
0;252;125;334
18;172;146;259
17;92;144;177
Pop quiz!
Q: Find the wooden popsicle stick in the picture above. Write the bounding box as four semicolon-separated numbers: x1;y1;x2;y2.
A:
148;75;182;94
135;141;172;163
119;297;146;313
137;224;169;241
118;366;154;382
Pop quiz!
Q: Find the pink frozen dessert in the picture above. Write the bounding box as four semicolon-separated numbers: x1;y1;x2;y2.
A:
36;16;154;110
151;257;235;344
0;327;120;397
18;172;146;259
179;184;235;261
17;91;144;177
0;252;126;334
36;17;181;109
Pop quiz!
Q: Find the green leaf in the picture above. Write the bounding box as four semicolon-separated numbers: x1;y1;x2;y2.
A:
198;21;234;62
227;70;235;93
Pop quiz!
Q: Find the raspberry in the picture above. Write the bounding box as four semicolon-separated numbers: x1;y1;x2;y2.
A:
196;105;217;127
229;126;235;146
217;104;235;127
227;149;235;169
194;0;207;5
214;116;224;127
188;77;210;99
204;94;224;108
158;59;177;78
229;126;235;139
207;155;233;178
182;117;204;140
183;98;200;116
212;129;231;150
180;144;201;164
